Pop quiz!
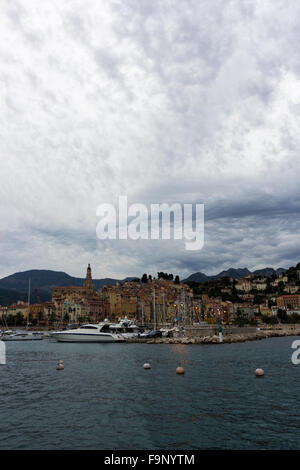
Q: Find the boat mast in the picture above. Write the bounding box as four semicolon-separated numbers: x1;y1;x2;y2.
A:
153;289;156;331
162;291;166;326
27;278;31;329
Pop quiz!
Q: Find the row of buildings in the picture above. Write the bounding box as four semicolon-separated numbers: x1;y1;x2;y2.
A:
1;265;300;327
235;272;300;294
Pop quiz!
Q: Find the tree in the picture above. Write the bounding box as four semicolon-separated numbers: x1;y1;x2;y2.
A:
157;272;174;280
6;314;15;326
262;315;278;324
141;274;148;283
277;308;287;323
174;275;180;284
15;311;24;326
48;311;57;326
278;281;285;293
253;294;265;305
219;276;231;286
233;308;248;327
287;313;300;324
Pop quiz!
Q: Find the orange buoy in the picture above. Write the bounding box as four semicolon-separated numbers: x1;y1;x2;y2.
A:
255;368;264;377
176;366;185;375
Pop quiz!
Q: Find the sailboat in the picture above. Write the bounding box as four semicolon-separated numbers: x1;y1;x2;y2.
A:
1;279;44;341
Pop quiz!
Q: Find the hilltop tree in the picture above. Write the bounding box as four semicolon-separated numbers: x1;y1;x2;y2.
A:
157;272;174;280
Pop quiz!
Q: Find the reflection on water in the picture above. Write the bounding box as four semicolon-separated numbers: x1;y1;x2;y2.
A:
0;337;299;449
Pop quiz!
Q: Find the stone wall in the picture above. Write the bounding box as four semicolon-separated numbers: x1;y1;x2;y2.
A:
184;325;257;337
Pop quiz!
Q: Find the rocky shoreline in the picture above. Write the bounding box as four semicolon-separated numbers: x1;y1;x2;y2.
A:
127;327;300;344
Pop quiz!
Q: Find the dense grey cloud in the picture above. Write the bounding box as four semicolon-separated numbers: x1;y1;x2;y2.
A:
1;0;300;279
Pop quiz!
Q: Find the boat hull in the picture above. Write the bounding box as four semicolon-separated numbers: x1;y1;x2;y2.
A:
50;332;116;343
2;335;44;341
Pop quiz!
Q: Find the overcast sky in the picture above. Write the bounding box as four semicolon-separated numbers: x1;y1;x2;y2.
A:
1;0;300;280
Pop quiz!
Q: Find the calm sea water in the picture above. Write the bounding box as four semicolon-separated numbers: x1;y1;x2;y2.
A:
0;336;299;450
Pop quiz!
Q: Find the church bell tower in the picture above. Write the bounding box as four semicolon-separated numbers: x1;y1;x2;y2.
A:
83;263;94;292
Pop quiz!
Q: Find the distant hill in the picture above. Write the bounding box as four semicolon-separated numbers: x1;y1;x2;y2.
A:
183;272;209;283
251;267;286;277
183;266;286;283
183;267;250;283
0;288;28;306
0;270;136;305
214;267;251;280
0;264;289;306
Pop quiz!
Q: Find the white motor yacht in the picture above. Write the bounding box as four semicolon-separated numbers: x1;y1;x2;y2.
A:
108;317;141;339
50;323;125;343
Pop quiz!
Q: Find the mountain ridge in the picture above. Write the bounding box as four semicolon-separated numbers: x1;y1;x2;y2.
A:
0;266;288;306
183;266;286;283
0;270;137;305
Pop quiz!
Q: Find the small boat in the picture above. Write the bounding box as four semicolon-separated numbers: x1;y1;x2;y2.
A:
1;331;44;341
0;280;44;341
50;323;124;343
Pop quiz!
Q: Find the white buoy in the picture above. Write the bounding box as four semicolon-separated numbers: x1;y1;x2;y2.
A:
143;363;151;369
255;368;264;377
56;360;64;370
176;366;185;375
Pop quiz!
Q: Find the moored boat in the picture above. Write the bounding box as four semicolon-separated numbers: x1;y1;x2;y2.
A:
50;323;124;343
108;317;141;339
1;331;44;341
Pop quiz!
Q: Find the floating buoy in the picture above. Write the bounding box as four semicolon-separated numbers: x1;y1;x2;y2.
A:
176;366;185;375
143;363;151;369
255;368;264;377
56;360;64;370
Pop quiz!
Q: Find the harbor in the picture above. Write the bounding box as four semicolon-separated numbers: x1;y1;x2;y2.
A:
2;264;300;348
0;336;299;450
2;322;300;345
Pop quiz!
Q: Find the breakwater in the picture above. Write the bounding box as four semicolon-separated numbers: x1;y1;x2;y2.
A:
127;325;300;344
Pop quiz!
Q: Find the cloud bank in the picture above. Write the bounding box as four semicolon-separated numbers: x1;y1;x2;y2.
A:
1;0;300;279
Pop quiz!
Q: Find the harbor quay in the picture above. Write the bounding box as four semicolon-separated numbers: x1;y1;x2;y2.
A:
127;324;300;344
